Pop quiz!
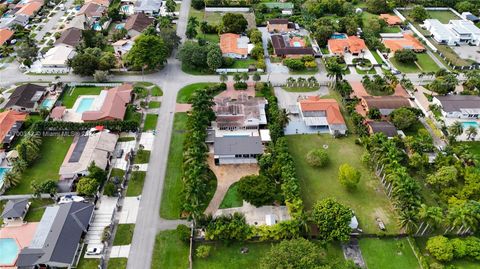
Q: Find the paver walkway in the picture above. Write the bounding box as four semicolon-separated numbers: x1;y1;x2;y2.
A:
204;155;259;215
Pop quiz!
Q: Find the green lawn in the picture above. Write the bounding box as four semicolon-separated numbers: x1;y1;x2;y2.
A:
113;224;135;246
177;83;217;103
151;86;163;96
382;26;402;33
134;149;150;164
6;136;73;195
370;50;384;65
124;105;142;122
462;141;480;159
108;258;127;269
189;7;223;24
282;86;320;92
402;121;427;136
390;53;440;73
360;238;420;269
0;200;5;225
126;171;146;196
427;10;460;23
287;135;399;234
198;33;219;43
230;59;257;69
144;114;158;131
219;182;243;209
110;168;125;179
61;86;103;108
118;136;135;142
148;101;161;109
356;68;376;75
76;248;100;269
152;230;189;269
24;199;54;222
160;113;187;219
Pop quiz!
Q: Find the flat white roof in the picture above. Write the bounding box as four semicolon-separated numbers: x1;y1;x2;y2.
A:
41;45;75;66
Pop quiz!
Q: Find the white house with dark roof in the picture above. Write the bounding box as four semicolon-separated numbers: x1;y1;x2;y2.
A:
432;95;480;119
213;136;263;165
16;202;94;269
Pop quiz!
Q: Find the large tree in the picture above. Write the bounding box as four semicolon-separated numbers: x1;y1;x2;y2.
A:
237;175;276;207
126;34;168;70
311;198;353;243
366;0;390;14
68;48;115;76
221;13;248;34
260;238;323;269
390;107;417;130
394;49;417;64
410;5;429;22
76;177;99;196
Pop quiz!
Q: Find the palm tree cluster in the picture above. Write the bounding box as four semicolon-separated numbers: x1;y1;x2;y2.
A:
365;133;422;233
285;77;318;88
2;133;42;191
181;87;216;220
32;120;139;135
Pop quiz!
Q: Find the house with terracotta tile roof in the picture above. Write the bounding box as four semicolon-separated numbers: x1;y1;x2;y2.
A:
381;33;425;54
379;14;402;26
0;110;28;148
81;84;133;121
220;33;252;59
0;28;14;46
328;35;367;56
295;96;347;135
15;1;43;17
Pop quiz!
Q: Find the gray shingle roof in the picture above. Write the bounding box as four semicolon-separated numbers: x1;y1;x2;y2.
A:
1;199;29;218
5;83;46;109
214;136;263;155
367;121;398;137
435;95;480;112
16;202;94;268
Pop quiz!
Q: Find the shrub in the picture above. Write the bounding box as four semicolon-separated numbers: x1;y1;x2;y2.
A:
196;245;212;259
426;236;454;262
223;57;235;67
234;81;248;90
338;163;361;190
306;149;329;167
176;224;191;242
237;175;276;207
394;49;417;64
283;58;305;70
103;182;116;196
76;177;99;196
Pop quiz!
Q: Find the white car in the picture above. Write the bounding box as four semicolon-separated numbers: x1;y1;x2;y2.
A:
86;245;104;255
58;195;85;204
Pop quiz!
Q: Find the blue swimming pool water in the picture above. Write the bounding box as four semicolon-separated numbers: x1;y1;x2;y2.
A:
462;121;479;128
93;22;102;31
0;238;19;266
0;167;11;190
121;5;130;12
293;41;301;47
76;98;94;113
331;33;347;39
115;23;125;30
40;98;54;109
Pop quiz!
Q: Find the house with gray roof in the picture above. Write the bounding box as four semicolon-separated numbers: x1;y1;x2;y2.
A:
59;131;118;180
433;95;480;119
213;136;263;165
4;84;47;112
134;0;161;16
16;202;94;269
1;199;30;225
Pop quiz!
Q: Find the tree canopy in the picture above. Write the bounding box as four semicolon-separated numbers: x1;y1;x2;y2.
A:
126;34;168;70
260;238;323;269
338;163;361;190
311;198;353;243
237;175;276;207
221;13;248;34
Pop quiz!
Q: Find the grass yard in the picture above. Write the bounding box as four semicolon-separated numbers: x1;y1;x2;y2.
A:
427;10;460;23
390;53;440;73
113;224;135;246
126;171;146;196
61;86;103;108
160;113;187;219
189;7;223;24
107;258;127;269
370;50;384;65
177;83;217;104
151;86;163;96
151;230;189;269
289;68;319;75
110;168;125;179
402;121;427;136
198;33;219;43
219;182;243;209
282;86;320;92
148;101;161;109
230;58;257;69
356;68;376;75
6;136;73;195
360;238;420;269
0;200;5;225
124;105;142;123
76;248;100;269
144;114;158;131
382;26;402;33
287;135;399;234
462;141;480;158
118;136;135;142
24;199;54;222
134;149;150;164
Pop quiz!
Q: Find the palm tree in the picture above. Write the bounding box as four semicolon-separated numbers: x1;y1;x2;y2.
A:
278;109;290;127
399;210;418;234
466;126;478;140
233;73;241;83
297;77;307;87
448;121;464;139
416;204;443;236
286;77;296;87
219;73;228;83
2;170;21;189
252;72;261;83
307;76;318;87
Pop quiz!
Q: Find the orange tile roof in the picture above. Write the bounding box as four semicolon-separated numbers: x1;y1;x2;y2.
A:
220;33;248;56
328;35;366;55
0;110;28;143
0;28;14;46
82;83;132;121
16;1;43;16
383;34;425;52
299;96;345;125
380;14;402;26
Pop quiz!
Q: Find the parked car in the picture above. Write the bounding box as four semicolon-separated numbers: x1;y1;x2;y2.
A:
86;245;104;255
58;195;85;204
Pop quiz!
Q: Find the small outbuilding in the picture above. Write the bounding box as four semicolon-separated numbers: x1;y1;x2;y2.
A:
1;199;30;225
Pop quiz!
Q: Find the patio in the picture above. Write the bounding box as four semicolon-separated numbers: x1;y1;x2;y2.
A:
63;95;104;122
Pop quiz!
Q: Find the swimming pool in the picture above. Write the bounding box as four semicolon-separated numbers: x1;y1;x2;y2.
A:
115;23;125;30
76;98;94;113
462;121;479;129
331;33;347;39
93;22;102;31
293;41;302;47
40;98;55;109
0;238;19;266
0;167;11;190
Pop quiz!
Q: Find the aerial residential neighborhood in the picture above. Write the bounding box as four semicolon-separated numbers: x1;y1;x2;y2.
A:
0;0;480;269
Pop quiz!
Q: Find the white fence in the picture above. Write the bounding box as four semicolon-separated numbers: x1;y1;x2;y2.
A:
205;7;250;12
216;68;264;73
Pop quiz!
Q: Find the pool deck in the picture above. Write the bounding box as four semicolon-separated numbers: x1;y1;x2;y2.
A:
0;223;38;268
63;94;105;122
